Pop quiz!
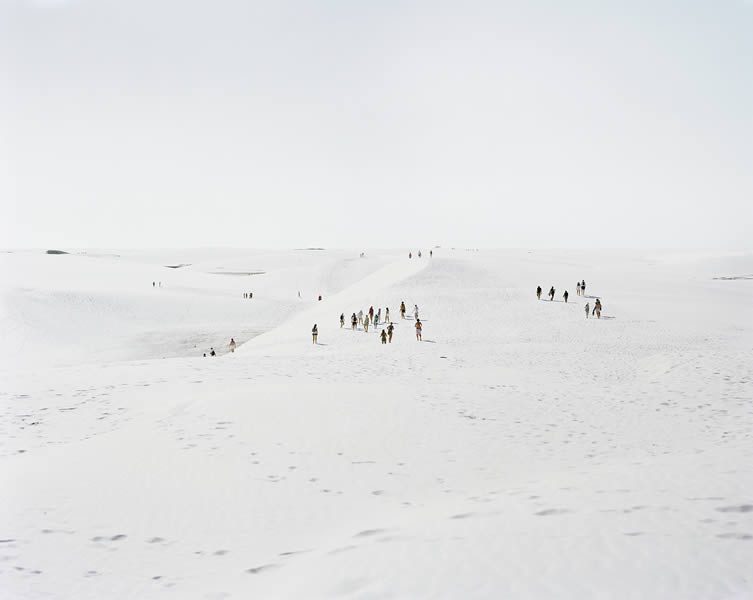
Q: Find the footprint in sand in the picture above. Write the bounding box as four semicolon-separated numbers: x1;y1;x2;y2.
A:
717;533;752;540
246;564;278;574
716;505;753;513
354;528;388;538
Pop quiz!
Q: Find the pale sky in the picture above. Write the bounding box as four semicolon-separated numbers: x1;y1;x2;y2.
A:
1;0;751;249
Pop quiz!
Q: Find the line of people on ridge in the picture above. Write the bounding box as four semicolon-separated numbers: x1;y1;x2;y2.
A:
408;250;432;259
536;280;604;319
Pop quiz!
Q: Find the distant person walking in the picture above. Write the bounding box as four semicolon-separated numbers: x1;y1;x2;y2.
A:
576;282;581;296
415;319;423;341
369;306;374;322
364;317;370;332
536;286;542;300
387;323;394;342
418;250;422;258
409;252;412;259
385;307;390;322
380;329;387;344
358;310;364;326
229;338;236;352
581;280;586;296
593;298;602;319
340;313;345;328
210;347;216;356
414;304;419;320
549;286;555;301
351;313;357;330
153;281;155;287
430;250;433;257
312;324;318;343
400;301;406;319
584;302;590;318
563;290;569;303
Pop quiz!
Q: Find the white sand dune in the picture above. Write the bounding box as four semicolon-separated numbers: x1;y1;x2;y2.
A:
1;248;752;599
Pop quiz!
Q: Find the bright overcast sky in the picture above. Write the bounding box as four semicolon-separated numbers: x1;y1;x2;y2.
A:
1;0;751;249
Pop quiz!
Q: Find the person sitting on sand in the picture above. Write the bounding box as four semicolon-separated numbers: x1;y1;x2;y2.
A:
210;348;216;356
415;319;423;341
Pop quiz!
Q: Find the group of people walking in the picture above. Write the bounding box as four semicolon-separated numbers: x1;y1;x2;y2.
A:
408;250;432;259
536;280;605;319
242;292;253;299
312;300;425;344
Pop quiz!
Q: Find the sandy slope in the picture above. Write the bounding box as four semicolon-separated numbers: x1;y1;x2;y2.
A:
1;248;752;599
